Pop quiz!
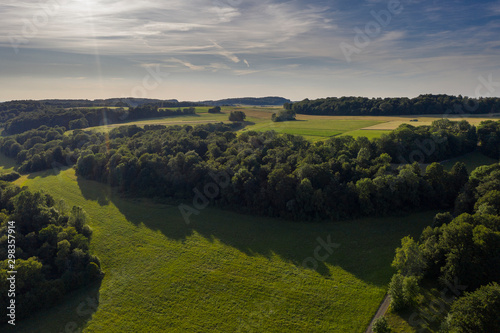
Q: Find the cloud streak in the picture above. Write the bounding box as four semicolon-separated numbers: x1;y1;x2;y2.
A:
0;0;499;100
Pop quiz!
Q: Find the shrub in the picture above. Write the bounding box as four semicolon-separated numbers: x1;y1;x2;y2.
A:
373;316;391;333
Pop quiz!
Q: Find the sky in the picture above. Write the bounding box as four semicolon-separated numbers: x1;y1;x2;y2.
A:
1;0;500;102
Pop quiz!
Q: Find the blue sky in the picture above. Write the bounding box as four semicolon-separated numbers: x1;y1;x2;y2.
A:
1;0;499;101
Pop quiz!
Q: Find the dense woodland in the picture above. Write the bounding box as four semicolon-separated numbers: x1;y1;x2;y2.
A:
0;183;102;323
388;163;500;332
0;119;498;222
289;94;500;116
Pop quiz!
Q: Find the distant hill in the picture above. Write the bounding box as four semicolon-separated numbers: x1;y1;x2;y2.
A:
0;96;290;108
201;96;291;106
39;98;190;108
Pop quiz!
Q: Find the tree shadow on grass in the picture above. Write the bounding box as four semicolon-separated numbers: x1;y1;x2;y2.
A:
26;165;72;179
75;176;434;287
0;281;101;333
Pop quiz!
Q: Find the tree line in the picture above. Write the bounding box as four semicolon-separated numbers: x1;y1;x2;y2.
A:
0;120;498;221
3;105;196;135
289;94;500;116
0;182;103;324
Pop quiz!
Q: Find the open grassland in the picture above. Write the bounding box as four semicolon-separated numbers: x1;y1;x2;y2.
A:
241;117;385;140
1;167;435;333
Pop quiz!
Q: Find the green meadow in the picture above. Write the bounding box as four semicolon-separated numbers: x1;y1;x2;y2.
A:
240;118;385;141
0;165;435;332
340;129;393;140
86;107;390;140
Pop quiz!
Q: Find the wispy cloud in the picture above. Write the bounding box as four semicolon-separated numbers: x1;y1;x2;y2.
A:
0;0;499;100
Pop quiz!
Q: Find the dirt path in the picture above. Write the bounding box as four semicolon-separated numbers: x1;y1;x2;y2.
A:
365;294;391;333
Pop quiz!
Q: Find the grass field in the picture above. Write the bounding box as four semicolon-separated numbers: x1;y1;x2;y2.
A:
241;118;385;141
441;151;499;172
0;166;436;333
340;130;393;139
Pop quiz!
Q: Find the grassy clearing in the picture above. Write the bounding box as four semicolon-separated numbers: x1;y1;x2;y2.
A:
0;153;16;173
441;151;498;172
1;167;435;333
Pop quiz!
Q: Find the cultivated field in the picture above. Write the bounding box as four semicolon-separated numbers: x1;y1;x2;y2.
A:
0;165;436;333
85;106;500;142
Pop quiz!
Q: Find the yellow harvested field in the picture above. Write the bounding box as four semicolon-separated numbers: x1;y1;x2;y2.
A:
361;116;500;130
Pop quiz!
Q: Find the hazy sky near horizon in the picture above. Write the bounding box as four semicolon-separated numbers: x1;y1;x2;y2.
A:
1;0;500;101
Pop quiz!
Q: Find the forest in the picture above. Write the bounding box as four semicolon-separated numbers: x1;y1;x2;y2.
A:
387;163;500;332
0;182;102;324
290;94;500;116
0;119;498;222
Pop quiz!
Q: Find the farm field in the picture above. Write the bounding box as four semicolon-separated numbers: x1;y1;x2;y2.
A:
85;106;500;141
361;116;499;130
1;165;435;333
340;129;393;140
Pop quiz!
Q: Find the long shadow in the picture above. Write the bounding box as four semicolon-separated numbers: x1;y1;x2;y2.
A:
26;165;71;179
0;281;101;333
234;120;256;130
76;176;433;287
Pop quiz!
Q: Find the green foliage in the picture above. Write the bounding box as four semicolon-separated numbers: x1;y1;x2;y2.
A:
228;110;246;122
433;212;453;227
445;283;500;333
272;109;296;122
0;183;102;323
392;236;426;277
292;95;500;117
208;106;221;113
373;316;392;333
0;171;20;182
474;190;500;215
477;120;500;159
388;274;420;311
